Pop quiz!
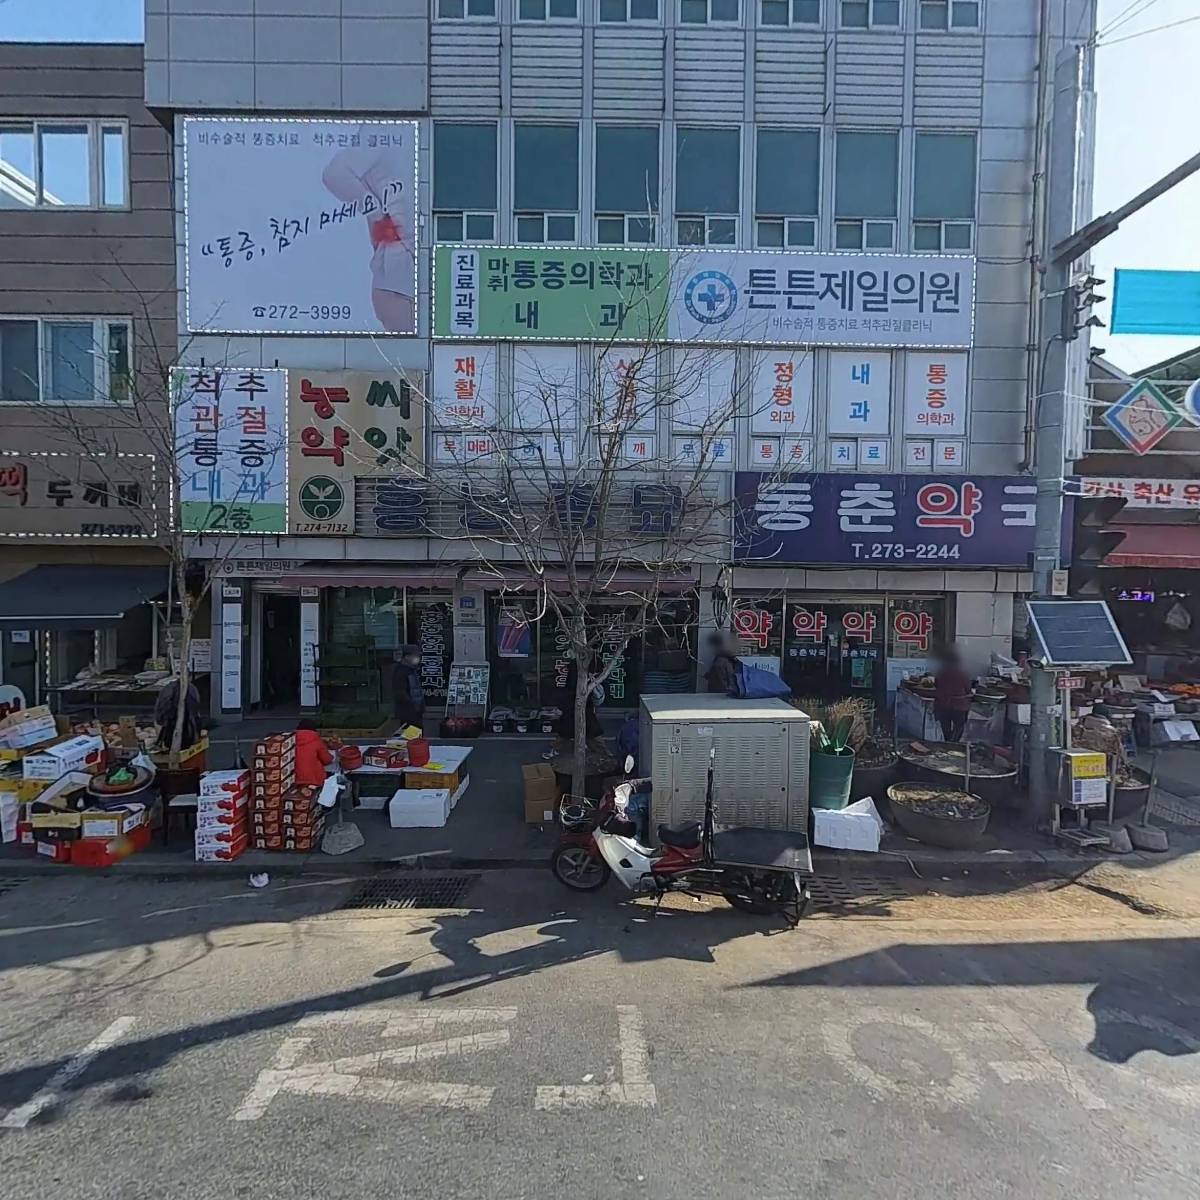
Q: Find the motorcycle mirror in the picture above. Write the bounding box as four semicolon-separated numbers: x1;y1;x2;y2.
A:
623;754;635;774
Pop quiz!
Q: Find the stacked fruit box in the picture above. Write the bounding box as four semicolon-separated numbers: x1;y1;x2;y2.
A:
195;768;250;862
248;734;324;851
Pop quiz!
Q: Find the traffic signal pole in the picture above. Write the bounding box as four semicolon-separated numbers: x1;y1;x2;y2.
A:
1029;45;1200;822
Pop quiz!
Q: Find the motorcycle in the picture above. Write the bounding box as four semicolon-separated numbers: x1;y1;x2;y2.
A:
551;750;812;925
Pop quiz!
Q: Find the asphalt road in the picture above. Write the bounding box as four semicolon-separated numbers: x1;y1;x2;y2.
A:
0;868;1197;1199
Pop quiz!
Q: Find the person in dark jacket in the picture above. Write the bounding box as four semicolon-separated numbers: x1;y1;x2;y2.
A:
154;675;202;749
391;645;425;730
704;633;738;694
933;647;972;743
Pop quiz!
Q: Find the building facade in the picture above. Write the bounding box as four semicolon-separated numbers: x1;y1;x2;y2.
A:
0;42;176;706
143;0;1099;720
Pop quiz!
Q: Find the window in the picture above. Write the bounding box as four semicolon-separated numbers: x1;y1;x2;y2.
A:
0;119;126;210
595;126;659;245
0;318;131;404
840;0;898;27
514;124;579;244
519;0;578;18
835;130;897;249
680;0;739;23
436;0;496;18
760;0;819;25
599;0;658;20
913;132;976;250
433;123;498;243
919;0;979;28
755;128;819;248
675;126;739;245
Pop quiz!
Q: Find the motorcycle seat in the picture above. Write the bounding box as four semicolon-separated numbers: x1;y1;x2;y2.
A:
657;821;702;849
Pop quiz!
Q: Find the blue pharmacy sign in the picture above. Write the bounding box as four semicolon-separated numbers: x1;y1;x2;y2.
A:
733;473;1039;566
1111;270;1200;336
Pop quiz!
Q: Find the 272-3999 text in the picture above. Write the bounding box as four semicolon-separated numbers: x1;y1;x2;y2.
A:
251;304;352;321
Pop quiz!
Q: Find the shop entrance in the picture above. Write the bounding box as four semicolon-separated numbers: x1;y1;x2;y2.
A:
262;594;301;710
1;629;38;708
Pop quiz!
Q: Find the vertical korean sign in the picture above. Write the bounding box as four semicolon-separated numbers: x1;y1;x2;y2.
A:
173;367;288;533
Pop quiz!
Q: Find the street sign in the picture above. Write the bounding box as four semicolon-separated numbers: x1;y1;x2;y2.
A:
1058;676;1085;690
1101;379;1183;456
1051;569;1070;596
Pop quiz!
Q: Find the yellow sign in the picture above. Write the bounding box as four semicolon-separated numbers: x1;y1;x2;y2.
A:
1063;750;1107;780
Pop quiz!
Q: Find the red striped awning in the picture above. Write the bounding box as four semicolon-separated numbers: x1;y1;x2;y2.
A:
1107;524;1200;568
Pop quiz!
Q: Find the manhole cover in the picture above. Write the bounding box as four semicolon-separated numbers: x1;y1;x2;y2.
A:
808;874;914;912
339;874;480;911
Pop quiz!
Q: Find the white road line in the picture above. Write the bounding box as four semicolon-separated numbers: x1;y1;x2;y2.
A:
296;1007;518;1038
535;1004;657;1111
0;1016;136;1130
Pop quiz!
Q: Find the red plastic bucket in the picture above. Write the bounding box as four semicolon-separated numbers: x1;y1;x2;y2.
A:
407;738;430;767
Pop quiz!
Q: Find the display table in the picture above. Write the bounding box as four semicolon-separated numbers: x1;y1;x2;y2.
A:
347;745;473;808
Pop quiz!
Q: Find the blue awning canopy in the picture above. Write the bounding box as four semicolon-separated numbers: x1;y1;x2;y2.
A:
0;565;166;630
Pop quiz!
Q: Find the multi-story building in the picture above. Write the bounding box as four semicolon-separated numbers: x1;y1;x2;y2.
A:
0;42;176;708
144;0;1098;722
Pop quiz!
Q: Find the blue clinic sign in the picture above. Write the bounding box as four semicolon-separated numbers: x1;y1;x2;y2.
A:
733;473;1039;566
1111;270;1200;337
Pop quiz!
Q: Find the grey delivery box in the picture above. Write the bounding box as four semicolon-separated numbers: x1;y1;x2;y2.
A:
639;695;811;837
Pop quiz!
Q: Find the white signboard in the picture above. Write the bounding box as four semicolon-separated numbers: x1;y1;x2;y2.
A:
749;350;815;435
300;600;319;708
432;344;498;429
172;367;288;534
220;602;243;710
596;347;657;432
184;117;419;335
904;351;968;437
512;345;578;432
1066;476;1200;508
827;352;892;436
672;349;736;431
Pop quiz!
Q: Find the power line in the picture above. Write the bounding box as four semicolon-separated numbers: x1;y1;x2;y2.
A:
1098;10;1200;47
1095;0;1161;40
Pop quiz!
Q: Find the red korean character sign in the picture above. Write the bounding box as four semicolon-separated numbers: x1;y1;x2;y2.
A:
916;481;983;537
733;604;779;653
751;349;814;435
432;344;498;430
841;610;877;643
892;609;933;653
791;608;827;643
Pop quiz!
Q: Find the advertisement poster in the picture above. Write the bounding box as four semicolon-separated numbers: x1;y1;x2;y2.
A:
431;344;499;429
0;452;157;539
184;118;419;336
748;350;815;435
435;246;974;348
496;607;533;658
827;351;893;436
172;367;288;533
904;351;969;437
734;472;1039;566
286;369;425;535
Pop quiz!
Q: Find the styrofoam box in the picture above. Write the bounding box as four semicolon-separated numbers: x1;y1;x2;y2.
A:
388;788;451;828
812;798;883;853
23;735;105;781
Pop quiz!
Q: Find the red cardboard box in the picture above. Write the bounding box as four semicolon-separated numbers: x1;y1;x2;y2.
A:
195;832;249;862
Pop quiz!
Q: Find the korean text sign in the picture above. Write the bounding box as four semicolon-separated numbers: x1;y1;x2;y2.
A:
734;472;1037;566
434;246;975;348
173;367;288;533
184;118;418;336
287;370;425;535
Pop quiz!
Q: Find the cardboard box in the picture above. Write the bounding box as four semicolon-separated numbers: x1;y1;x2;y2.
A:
522;762;559;824
79;803;148;840
33;838;71;863
199;769;250;797
195;833;249;862
71;822;151;868
30;808;84;833
197;790;248;818
17;778;49;803
0;706;59;750
194;824;249;852
23;735;105;781
28;771;91;812
389;788;451;828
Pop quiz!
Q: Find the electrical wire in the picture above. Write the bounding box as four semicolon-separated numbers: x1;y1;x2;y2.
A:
1098;11;1200;46
1095;0;1162;41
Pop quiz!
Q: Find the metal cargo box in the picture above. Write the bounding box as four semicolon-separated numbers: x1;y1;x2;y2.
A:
639;695;811;836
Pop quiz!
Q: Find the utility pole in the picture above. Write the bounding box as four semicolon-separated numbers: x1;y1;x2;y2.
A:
1028;45;1200;822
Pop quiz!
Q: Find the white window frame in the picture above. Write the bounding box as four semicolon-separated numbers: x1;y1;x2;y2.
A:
676;215;738;246
0;316;132;405
596;214;657;245
839;0;899;28
434;0;497;20
516;0;580;20
598;0;660;21
834;218;896;250
758;0;820;26
513;123;580;246
679;0;741;25
918;0;980;30
754;126;820;249
755;217;817;249
432;121;498;245
0;119;128;211
434;212;498;243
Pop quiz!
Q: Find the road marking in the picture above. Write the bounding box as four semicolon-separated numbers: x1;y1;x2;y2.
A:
0;1016;136;1130
297;1006;518;1038
535;1004;657;1110
232;1011;512;1121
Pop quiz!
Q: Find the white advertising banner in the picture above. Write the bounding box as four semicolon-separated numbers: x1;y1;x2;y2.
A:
672;349;737;431
432;344;498;429
512;345;578;432
827;352;893;436
184;117;419;335
749;349;815;435
904;351;969;437
596;346;658;432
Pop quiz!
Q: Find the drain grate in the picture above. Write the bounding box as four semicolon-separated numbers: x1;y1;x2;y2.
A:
339;874;480;911
808;874;915;912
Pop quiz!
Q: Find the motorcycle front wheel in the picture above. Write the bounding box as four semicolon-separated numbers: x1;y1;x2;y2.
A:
551;845;612;891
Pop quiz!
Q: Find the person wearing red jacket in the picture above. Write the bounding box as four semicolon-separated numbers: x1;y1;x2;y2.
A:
294;718;334;787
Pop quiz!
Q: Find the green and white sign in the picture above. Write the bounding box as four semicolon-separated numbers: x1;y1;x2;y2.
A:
433;246;975;349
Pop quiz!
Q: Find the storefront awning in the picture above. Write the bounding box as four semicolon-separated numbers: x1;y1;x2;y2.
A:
283;565;461;589
1107;525;1200;568
0;565;166;630
459;568;698;594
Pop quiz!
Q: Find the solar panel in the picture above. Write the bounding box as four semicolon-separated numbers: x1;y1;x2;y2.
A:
1026;600;1132;667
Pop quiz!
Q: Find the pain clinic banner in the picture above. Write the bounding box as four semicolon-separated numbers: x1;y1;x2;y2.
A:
184;117;419;336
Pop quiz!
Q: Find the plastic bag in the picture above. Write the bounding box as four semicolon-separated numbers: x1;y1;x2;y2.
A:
1165;602;1191;632
131;751;157;781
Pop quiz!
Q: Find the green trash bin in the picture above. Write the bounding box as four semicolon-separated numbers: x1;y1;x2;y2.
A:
810;748;856;810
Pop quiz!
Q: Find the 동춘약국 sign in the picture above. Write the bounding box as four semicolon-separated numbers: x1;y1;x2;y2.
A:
733;472;1038;566
184;117;418;336
433;246;975;348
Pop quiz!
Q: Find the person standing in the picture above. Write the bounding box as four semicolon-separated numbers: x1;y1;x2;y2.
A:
391;644;425;731
933;647;972;743
704;633;739;695
294;718;334;787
